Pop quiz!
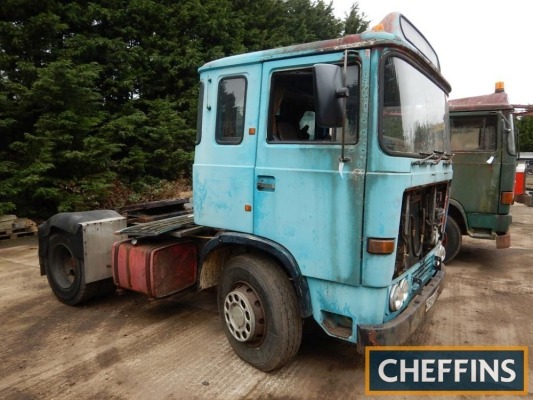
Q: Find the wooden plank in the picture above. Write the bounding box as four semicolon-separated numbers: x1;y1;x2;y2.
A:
116;198;191;213
116;214;195;237
166;225;206;238
0;229;37;240
127;209;192;224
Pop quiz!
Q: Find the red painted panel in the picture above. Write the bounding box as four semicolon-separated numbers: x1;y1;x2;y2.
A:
515;164;526;196
112;240;197;298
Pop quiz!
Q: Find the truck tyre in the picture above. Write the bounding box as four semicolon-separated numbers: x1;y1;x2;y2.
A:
218;253;302;371
46;233;110;305
443;216;462;264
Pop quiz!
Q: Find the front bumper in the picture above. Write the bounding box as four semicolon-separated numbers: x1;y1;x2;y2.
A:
357;267;446;352
467;213;512;236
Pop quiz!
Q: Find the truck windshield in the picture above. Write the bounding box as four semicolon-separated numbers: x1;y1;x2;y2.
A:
450;115;497;152
380;56;449;156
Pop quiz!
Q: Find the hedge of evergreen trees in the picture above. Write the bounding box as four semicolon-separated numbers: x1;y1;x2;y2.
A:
517;116;533;153
0;0;369;219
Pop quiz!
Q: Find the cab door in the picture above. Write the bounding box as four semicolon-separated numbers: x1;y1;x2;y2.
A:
193;64;261;233
253;53;366;285
449;112;501;215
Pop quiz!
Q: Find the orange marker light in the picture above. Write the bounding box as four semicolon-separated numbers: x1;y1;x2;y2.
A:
495;81;505;93
249;128;256;135
372;23;385;32
244;205;252;212
367;238;395;254
500;191;514;205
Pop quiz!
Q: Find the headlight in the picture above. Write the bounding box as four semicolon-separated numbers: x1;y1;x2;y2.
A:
389;278;410;312
435;242;446;261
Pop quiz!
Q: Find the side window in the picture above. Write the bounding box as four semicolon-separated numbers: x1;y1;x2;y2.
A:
267;65;359;143
450;116;497;152
216;76;247;144
196;81;204;145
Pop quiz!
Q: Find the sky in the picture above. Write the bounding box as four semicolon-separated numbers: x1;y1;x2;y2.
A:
332;0;532;105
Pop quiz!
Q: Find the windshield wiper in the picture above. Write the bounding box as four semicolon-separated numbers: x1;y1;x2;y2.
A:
443;152;454;163
412;150;452;165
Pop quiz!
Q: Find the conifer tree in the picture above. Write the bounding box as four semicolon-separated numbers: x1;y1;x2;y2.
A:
0;0;369;218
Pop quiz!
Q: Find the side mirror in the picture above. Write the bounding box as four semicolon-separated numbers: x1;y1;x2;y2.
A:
313;64;347;128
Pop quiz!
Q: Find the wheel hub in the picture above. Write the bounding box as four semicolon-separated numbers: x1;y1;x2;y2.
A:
224;283;265;343
52;245;78;289
63;257;76;285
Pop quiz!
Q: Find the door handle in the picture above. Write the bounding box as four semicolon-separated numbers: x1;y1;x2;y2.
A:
257;176;275;191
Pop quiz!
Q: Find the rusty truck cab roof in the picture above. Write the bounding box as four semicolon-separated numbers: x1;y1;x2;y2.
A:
449;91;514;112
199;12;444;83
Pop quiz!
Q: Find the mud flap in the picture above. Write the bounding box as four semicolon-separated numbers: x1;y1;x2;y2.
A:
496;233;511;249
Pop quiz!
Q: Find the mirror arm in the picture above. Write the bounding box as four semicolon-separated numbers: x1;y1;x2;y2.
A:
340;50;351;163
499;111;511;132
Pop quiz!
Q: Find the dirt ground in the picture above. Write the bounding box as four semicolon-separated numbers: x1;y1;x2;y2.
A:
1;204;532;400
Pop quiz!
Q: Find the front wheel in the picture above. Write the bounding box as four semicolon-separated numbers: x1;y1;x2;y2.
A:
218;254;302;372
443;216;462;264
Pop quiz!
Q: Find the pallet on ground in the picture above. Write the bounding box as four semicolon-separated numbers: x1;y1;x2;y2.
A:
0;217;37;240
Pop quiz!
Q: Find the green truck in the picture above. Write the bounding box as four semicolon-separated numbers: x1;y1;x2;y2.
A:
444;82;517;262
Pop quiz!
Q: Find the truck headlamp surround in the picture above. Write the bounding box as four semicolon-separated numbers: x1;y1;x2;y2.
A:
389;278;410;312
435;242;446;261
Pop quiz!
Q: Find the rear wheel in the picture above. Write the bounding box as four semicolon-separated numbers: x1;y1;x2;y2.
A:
443;216;462;263
46;233;113;305
218;254;302;371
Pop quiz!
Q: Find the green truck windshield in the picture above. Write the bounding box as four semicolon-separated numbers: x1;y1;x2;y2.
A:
450;113;517;156
450;115;497;152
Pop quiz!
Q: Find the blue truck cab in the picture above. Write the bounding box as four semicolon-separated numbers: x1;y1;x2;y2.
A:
38;13;452;372
194;12;451;369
